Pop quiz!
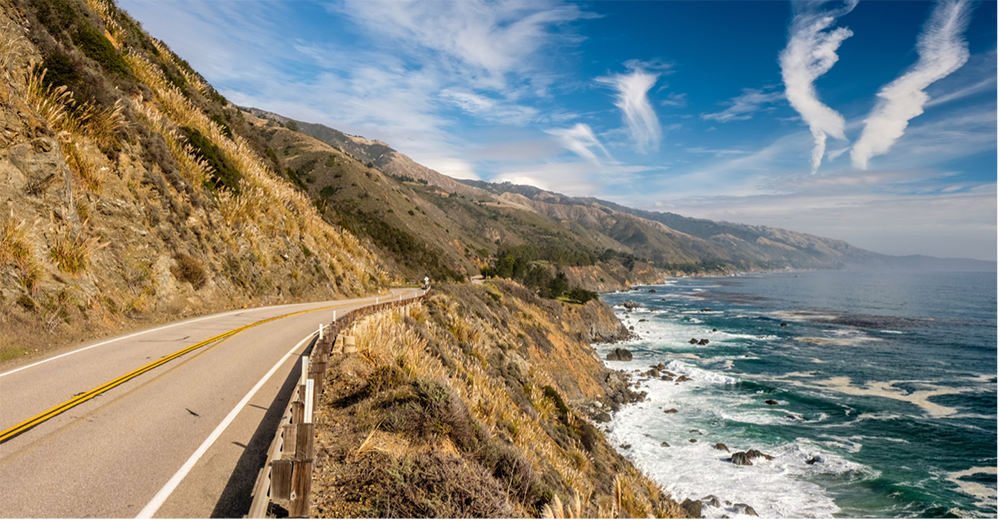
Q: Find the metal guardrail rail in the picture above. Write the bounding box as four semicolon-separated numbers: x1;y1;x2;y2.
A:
246;290;429;518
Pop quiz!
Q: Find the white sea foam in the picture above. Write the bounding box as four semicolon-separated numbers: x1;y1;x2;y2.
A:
944;467;998;511
605;396;862;518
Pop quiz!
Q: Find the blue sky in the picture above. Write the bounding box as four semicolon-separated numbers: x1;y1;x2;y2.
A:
118;0;997;261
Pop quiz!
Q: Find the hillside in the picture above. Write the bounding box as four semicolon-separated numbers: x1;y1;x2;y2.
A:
241;108;665;291
258;113;995;278
0;0;387;360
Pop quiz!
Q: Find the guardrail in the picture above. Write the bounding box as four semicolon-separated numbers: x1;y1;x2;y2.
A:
246;290;429;518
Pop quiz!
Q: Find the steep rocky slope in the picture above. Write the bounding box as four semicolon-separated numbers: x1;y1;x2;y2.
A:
0;0;387;360
311;282;693;518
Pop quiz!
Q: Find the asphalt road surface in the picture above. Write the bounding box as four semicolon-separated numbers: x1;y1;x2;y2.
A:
0;288;422;518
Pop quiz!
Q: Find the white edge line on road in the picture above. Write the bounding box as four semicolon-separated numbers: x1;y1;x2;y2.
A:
136;332;316;519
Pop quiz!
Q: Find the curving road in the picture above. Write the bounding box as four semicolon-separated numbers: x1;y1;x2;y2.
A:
0;288;422;518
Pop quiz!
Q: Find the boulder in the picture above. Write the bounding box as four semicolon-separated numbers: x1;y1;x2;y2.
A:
688;338;699;344
712;328;717;332
622;301;640;310
701;308;712;312
663;408;678;414
806;455;824;465
764;399;778;405
780;323;787;327
729;452;753;466
698;339;710;345
745;449;773;460
661;375;673;381
681;499;702;519
594;412;612;423
648;289;656;293
676;375;692;383
714;443;730;452
734;503;758;517
620;444;631;450
661;442;670;447
689;438;697;443
606;348;633;361
701;495;722;508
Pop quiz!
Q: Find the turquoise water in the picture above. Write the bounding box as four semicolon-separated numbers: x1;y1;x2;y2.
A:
598;270;997;518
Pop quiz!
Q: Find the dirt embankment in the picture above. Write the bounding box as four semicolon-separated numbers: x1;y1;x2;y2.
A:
310;282;693;518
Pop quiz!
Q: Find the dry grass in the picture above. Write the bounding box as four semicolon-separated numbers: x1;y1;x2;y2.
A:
47;222;107;276
318;287;694;518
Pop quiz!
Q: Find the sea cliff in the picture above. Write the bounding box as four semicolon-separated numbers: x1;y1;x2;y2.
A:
310;282;695;518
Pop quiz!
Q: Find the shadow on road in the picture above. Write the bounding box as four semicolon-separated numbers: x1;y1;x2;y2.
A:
210;338;315;518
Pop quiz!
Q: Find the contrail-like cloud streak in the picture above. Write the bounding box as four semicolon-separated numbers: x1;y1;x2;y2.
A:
851;0;972;170
546;123;612;165
597;69;661;154
779;0;857;174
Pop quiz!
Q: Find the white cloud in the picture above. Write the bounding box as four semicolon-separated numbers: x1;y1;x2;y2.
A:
335;0;595;88
597;68;662;154
779;0;857;174
851;0;972;170
702;88;784;122
545;123;612;165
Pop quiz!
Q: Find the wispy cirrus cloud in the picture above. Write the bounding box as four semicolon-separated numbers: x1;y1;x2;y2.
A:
597;66;662;153
545;123;612;165
702;87;783;122
779;0;858;174
851;0;972;170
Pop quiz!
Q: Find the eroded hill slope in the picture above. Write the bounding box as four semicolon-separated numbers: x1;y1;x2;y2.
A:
0;0;387;359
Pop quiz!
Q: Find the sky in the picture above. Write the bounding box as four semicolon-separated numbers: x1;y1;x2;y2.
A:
117;0;997;261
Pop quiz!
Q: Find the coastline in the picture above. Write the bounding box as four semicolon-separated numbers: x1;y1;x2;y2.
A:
593;273;998;518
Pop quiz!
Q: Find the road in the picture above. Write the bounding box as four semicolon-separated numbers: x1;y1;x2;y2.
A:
0;288;422;518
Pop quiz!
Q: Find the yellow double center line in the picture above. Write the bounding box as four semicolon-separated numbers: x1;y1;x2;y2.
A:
0;304;341;444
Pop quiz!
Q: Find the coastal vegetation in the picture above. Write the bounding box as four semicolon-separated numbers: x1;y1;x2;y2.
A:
312;282;690;518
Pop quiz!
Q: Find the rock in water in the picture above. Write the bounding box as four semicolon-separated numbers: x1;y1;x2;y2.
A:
765;399;778;405
698;339;710;345
806;455;824;465
689;338;699;344
606;348;633;361
663;408;679;414
661;442;670;447
734;503;759;517
714;443;730;452
595;412;611;423
701;495;721;508
681;499;703;518
729;452;753;466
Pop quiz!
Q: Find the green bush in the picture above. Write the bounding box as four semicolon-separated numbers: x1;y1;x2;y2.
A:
73;23;130;77
181;126;241;192
565;287;598;304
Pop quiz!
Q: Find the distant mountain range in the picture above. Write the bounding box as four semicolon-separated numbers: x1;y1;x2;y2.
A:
243;107;996;275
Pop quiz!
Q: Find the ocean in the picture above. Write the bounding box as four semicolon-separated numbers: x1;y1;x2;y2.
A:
596;270;997;518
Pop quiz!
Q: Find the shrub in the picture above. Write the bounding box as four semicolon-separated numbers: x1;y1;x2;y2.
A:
181;126;241;192
73;23;130;77
565;287;598;304
48;227;102;275
171;253;206;289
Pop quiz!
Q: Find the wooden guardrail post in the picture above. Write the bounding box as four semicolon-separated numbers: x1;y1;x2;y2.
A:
248;291;431;518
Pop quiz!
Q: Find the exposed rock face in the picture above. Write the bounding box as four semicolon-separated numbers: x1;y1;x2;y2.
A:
681;499;703;518
606;348;633;361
